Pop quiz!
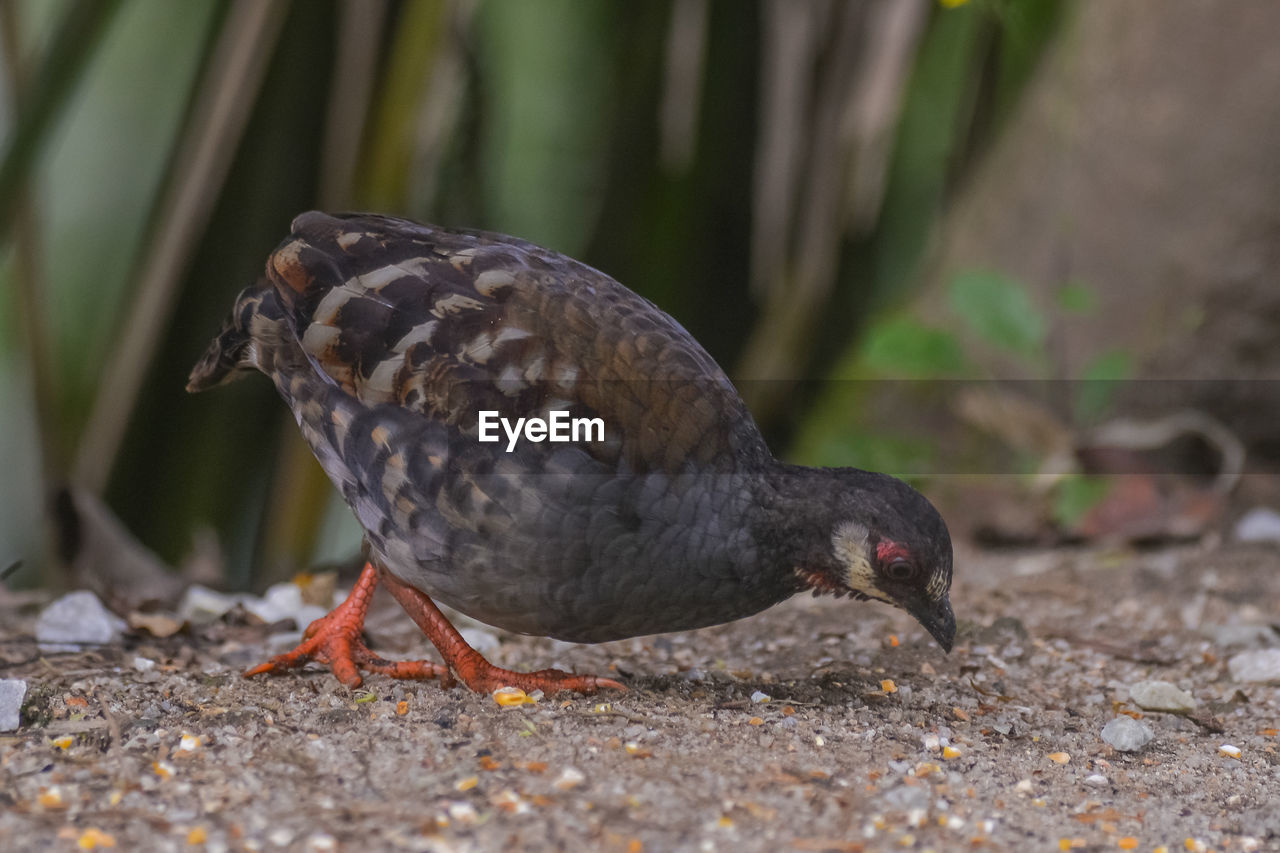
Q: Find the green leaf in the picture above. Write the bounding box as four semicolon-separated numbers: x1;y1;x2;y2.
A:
948;270;1046;357
1053;474;1111;529
1074;349;1132;422
859;316;968;378
1056;281;1096;314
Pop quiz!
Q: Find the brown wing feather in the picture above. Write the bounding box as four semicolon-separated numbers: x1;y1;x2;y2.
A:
265;211;768;474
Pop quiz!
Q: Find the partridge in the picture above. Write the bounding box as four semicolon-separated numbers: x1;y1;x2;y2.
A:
188;212;955;694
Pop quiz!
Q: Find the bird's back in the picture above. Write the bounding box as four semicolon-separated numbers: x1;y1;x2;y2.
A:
189;212;790;641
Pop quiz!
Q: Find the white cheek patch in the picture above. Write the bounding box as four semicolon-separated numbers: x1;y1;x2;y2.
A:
832;520;881;596
926;570;949;602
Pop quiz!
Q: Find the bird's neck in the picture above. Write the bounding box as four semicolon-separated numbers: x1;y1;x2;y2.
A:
748;461;846;594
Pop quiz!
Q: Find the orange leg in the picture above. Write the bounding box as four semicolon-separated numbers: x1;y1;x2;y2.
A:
244;561;452;689
380;567;625;695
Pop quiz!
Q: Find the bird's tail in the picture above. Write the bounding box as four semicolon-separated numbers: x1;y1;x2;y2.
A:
186;282;287;392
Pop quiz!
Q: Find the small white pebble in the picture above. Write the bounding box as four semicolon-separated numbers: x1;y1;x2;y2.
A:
177;733;202;752
814;735;825;747
945;815;965;830
750;690;771;703
1219;744;1241;759
267;827;294;846
304;833;337;853
980;820;995;834
446;801;478;825
553;767;585;791
132;656;156;673
922;733;941;752
1014;779;1033;794
1083;774;1109;788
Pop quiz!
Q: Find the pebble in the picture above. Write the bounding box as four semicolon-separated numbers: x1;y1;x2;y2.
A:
1234;507;1280;542
1209;624;1278;648
750;690;771;703
883;784;931;812
1228;649;1280;684
1083;774;1109;788
1101;716;1154;752
0;678;27;731
35;590;125;652
1128;680;1197;713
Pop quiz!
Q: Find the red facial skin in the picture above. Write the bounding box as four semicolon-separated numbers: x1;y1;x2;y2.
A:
876;540;911;566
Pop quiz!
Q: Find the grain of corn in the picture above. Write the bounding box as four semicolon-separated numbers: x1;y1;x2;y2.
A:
455;775;479;792
1219;744;1241;758
1048;752;1070;765
396;700;409;716
880;679;897;693
37;786;65;808
493;686;532;706
52;735;73;750
77;828;116;850
942;745;962;759
1118;838;1139;850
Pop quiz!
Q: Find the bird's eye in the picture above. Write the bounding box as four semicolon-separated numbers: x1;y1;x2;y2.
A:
884;559;916;582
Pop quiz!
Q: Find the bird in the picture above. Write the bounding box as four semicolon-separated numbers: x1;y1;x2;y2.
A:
187;211;955;695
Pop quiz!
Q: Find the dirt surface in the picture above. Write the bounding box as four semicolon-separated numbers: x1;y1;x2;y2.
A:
2;542;1279;852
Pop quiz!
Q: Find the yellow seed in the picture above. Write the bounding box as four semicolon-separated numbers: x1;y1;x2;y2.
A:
942;745;962;759
493;686;529;707
77;828;116;849
1118;838;1139;850
455;775;479;791
187;827;208;845
1048;752;1070;765
748;716;764;726
880;679;898;694
396;700;409;716
52;735;73;750
717;816;734;829
38;787;64;808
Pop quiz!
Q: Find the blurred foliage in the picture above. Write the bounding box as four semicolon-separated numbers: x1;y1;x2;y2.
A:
0;0;1068;589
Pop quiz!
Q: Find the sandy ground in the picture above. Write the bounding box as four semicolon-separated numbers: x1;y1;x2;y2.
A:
2;542;1279;852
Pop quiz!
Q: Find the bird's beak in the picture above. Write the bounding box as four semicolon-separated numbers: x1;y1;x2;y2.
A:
910;596;956;653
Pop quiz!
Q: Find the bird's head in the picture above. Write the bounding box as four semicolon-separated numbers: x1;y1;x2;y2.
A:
791;470;955;652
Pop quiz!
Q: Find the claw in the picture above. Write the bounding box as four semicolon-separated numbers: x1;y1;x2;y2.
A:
243;562;450;688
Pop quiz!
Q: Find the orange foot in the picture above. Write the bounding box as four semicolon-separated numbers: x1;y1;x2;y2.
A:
380;567;626;695
244;561;452;689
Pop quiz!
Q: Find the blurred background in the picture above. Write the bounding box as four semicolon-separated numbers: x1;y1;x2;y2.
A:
3;0;1279;598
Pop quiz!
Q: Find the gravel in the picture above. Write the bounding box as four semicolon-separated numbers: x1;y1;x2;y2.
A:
1228;648;1280;684
2;543;1279;851
1101;716;1155;752
1127;679;1197;713
0;678;26;732
34;590;125;653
